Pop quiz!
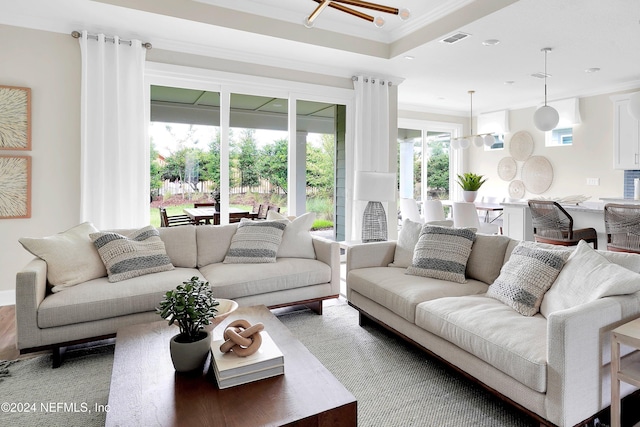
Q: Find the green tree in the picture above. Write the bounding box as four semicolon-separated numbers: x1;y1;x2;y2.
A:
306;134;334;196
259;138;288;194
161;147;210;192
426;153;450;196
150;142;163;198
235;129;260;188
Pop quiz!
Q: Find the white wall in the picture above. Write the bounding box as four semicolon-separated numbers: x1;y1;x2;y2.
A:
0;25;81;301
467;92;629;201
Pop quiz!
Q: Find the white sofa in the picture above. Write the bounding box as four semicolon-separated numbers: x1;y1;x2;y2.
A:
346;225;640;427
16;222;340;365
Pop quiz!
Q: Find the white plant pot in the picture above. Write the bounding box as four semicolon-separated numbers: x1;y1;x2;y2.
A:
169;330;212;373
462;191;478;203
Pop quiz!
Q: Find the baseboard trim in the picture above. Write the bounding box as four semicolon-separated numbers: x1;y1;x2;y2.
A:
0;290;16;306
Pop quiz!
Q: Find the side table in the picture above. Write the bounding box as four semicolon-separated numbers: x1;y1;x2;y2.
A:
611;317;640;427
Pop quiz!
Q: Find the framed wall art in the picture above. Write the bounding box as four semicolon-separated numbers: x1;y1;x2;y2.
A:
0;155;31;219
0;85;31;150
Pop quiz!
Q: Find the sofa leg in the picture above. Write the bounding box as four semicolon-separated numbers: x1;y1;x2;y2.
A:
52;346;66;369
358;313;372;327
306;300;323;315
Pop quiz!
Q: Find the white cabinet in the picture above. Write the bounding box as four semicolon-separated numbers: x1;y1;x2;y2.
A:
612;93;640;170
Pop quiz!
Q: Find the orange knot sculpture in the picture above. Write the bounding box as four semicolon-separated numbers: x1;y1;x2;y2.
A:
219;319;265;357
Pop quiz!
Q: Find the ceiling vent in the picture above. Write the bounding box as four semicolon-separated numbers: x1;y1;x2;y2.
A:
531;72;551;79
439;32;470;44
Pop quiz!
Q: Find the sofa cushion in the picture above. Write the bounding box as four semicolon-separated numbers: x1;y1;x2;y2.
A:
389;218;423;268
196;224;239;267
540;240;640;317
223;219;287;264
19;222;107;291
487;241;570;316
406;226;476;283
199;258;331;300
348;266;488;323
466;234;512;285
599;250;640;273
91;226;174;283
266;211;316;259
37;267;202;328
415;295;548;393
157;225;197;268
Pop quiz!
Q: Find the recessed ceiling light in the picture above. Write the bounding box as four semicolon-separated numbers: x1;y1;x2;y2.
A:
404;55;414;60
482;39;500;46
585;67;601;73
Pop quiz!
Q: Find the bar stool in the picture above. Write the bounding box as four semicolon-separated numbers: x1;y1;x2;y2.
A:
604;203;640;253
527;200;597;249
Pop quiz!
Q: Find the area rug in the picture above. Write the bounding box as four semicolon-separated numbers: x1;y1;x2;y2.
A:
0;302;537;427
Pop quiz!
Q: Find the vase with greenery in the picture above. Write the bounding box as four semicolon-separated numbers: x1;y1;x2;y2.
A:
157;276;219;372
456;173;487;202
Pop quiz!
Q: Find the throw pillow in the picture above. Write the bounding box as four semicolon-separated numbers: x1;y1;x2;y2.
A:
19;222;107;292
406;225;476;283
487;241;570;316
540;240;640;317
266;210;316;259
223;219;287;264
90;225;174;283
389;218;424;268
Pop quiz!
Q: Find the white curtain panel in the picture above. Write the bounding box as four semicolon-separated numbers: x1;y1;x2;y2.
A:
350;75;391;240
79;31;148;229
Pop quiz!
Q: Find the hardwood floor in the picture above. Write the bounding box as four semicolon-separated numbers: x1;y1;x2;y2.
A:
0;305;19;361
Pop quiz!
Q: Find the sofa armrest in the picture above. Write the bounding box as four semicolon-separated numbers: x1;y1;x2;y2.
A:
312;236;340;295
545;295;640;426
15;258;48;350
346;241;396;274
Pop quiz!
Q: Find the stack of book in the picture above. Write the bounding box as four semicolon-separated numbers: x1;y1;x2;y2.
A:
211;331;284;389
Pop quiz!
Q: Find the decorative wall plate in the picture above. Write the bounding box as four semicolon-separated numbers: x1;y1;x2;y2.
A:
522;156;553;194
509;131;534;161
508;180;525;199
497;157;517;181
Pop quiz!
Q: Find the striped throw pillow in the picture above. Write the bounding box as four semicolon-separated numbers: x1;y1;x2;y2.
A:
223;219;287;264
487;241;570;316
90;226;174;283
406;226;476;283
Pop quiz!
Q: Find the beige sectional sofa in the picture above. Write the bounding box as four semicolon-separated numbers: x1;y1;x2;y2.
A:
16;221;339;365
346;223;640;427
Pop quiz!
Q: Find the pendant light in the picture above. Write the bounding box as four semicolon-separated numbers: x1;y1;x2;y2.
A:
533;47;559;131
452;90;494;149
304;0;410;28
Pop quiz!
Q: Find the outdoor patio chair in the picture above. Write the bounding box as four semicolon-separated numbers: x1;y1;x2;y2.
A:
527;200;597;249
159;207;194;227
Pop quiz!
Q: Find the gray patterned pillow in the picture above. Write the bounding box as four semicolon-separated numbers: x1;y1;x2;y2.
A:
223;219;287;264
487;241;570;316
406;225;476;283
90;226;174;283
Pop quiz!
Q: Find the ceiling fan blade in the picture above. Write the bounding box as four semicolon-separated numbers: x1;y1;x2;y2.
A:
312;0;374;22
332;0;399;15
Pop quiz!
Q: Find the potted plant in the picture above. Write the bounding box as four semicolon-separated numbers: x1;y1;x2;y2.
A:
157;276;219;373
456;173;487;203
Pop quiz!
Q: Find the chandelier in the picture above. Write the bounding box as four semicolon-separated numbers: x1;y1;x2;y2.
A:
305;0;410;28
451;91;495;150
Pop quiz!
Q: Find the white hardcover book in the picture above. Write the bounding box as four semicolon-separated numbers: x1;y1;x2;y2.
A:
211;331;284;380
214;364;284;389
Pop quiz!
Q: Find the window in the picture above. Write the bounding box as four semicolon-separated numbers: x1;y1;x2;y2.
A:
546;127;573;146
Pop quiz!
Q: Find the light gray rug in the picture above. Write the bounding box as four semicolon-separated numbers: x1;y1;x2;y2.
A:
0;302;536;426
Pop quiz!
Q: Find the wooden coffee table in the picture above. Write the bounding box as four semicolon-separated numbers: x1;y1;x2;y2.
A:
105;305;357;426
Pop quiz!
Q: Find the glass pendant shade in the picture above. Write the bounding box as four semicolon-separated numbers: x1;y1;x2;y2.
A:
534;105;559;131
399;8;411;20
458;138;470;149
451;139;461;150
373;16;385;27
629;92;640;120
483;134;495;147
472;135;484;147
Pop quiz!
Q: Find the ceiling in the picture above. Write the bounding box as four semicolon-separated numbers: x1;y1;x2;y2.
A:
1;0;639;115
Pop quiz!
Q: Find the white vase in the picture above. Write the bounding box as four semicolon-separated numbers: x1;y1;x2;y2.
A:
462;191;478;203
169;330;212;373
